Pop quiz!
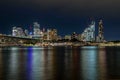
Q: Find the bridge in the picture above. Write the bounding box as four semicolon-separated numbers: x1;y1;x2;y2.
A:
0;34;40;46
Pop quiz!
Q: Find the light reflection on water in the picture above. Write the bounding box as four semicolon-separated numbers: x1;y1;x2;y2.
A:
8;47;19;80
0;48;3;79
98;48;107;80
32;47;45;80
0;46;120;80
81;46;98;80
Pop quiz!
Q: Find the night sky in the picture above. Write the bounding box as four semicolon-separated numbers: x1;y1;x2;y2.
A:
0;0;120;40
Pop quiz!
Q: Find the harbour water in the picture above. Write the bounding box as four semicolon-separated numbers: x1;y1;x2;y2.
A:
0;46;120;80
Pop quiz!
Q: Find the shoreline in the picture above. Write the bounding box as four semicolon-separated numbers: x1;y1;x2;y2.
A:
1;42;120;47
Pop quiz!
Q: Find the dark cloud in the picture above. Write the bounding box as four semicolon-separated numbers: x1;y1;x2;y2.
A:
0;0;120;22
0;0;120;17
1;0;120;9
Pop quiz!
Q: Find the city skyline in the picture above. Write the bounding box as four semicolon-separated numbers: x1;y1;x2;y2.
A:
0;0;120;40
11;21;98;42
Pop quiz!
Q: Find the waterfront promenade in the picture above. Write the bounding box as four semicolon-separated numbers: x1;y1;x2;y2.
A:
1;42;120;47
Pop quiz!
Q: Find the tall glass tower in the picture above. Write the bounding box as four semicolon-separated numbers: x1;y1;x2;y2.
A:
90;21;95;41
33;22;40;38
98;20;104;42
82;21;95;41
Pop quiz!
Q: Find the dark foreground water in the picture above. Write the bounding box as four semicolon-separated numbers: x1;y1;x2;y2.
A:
0;46;120;80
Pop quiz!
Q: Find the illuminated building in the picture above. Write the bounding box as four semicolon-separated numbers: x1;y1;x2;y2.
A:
47;29;58;41
17;27;25;37
71;32;77;40
33;22;40;38
77;34;82;41
64;35;71;40
57;36;62;40
40;30;44;40
81;21;95;41
24;29;29;36
52;29;57;40
12;27;25;37
47;29;50;40
12;27;17;36
97;20;104;42
42;32;47;40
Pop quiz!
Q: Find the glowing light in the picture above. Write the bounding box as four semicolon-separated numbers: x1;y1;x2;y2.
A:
8;47;19;79
29;32;33;35
81;47;98;80
32;48;44;79
81;46;97;49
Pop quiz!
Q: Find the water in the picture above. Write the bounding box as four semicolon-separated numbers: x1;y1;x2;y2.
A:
0;46;120;80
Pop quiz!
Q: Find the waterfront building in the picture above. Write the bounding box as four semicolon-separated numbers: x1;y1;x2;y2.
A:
47;29;58;41
12;27;25;37
57;36;62;40
17;27;25;37
40;30;44;40
65;35;71;40
77;34;82;41
97;20;104;42
33;22;41;38
71;32;77;40
42;32;47;40
81;21;95;41
47;29;50;40
24;29;29;36
12;27;17;36
52;29;58;40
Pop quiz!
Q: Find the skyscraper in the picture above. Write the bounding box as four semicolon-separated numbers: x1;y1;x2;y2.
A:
12;27;17;36
89;21;95;41
24;29;29;36
12;27;25;37
81;21;95;41
98;20;104;42
33;22;40;38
